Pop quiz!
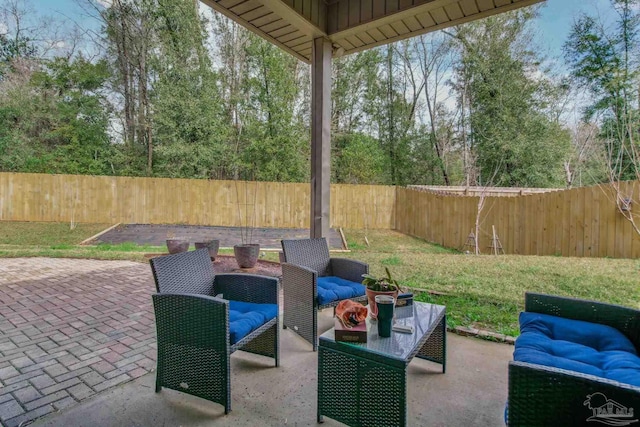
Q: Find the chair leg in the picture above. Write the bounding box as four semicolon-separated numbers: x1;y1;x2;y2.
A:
275;318;280;367
225;360;231;414
313;308;318;352
155;372;161;393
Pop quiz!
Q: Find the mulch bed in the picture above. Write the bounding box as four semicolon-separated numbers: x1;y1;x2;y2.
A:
146;254;282;277
213;255;282;277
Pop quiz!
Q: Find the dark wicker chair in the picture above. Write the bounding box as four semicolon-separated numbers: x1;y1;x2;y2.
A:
280;238;368;351
508;293;640;426
150;249;279;414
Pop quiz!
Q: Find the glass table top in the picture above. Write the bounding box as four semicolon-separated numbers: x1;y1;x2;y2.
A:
319;301;446;363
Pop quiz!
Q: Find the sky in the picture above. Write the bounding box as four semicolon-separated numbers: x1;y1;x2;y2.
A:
23;0;616;62
537;0;616;62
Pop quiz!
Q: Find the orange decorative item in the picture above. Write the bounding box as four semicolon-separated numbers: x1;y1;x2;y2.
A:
335;300;368;328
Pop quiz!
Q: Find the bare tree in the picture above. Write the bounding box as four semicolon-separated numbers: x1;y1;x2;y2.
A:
563;121;603;188
210;16;250;176
96;0;155;170
0;0;68;59
414;33;454;185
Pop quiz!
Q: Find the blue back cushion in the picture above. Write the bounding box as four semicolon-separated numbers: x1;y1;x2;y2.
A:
316;276;366;306
515;312;640;387
228;301;278;345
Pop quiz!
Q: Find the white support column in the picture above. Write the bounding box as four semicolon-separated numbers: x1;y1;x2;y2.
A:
310;37;332;239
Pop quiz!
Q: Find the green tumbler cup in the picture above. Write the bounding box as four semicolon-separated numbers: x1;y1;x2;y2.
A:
375;295;395;337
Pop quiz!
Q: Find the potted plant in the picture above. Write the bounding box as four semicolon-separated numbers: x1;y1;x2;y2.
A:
362;267;402;319
195;240;220;260
233;180;260;268
166;231;189;254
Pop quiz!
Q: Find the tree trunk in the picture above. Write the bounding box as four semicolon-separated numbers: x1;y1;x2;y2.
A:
387;45;396;185
114;1;135;147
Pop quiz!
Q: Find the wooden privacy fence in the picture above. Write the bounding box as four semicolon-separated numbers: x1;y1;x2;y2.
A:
397;182;640;259
0;173;396;230
0;172;638;258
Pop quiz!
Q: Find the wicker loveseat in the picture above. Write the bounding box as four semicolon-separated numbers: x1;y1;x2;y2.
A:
280;238;368;351
150;249;279;414
508;293;640;426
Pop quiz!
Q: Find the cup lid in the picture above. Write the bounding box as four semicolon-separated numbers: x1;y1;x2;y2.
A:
374;295;395;303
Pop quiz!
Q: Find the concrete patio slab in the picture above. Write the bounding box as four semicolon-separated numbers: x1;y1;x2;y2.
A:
31;314;513;427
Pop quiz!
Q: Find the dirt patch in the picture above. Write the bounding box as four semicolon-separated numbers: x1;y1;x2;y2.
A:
146;254;282;278
97;224;344;250
213;255;282;277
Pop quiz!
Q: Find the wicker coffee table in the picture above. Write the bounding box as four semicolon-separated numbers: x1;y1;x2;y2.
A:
317;302;446;426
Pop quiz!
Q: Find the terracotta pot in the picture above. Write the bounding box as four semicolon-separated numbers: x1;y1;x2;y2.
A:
365;288;399;319
234;244;260;268
195;240;220;260
166;239;189;254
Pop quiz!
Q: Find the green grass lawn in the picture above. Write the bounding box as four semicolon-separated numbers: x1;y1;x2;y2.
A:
0;222;156;261
343;229;640;337
0;222;282;262
0;222;638;337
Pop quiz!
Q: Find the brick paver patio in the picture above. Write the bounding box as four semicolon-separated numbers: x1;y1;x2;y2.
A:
0;258;156;427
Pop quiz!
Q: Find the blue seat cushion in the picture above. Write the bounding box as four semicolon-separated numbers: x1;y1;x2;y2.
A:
514;312;640;387
228;300;278;345
316;276;366;306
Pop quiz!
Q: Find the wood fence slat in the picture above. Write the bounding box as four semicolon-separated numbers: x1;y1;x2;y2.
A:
569;189;579;257
619;181;633;258
576;187;585;257
631;181;640;259
534;194;542;255
590;185;600;258
521;195;529;255
604;186;617;257
596;185;607;257
542;191;553;255
561;189;570;256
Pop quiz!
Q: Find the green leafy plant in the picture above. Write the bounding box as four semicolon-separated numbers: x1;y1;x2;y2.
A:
361;267;403;292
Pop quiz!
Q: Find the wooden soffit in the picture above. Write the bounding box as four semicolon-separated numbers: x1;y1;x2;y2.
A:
201;0;545;63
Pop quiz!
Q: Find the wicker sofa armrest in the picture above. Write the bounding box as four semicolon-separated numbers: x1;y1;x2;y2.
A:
214;274;279;305
329;258;368;283
153;293;229;347
525;292;640;351
508;361;640;427
281;263;317;297
281;262;318;349
152;293;231;411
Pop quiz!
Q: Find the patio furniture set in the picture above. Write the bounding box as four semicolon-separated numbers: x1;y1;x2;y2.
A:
149;237;447;426
149;237;640;427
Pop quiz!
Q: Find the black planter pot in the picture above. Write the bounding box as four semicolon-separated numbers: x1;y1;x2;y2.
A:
195;240;220;260
234;244;260;268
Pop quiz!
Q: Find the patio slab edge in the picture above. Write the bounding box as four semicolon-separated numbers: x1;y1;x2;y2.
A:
406;287;516;345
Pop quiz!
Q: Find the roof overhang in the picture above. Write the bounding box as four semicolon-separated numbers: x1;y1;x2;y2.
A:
201;0;545;63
